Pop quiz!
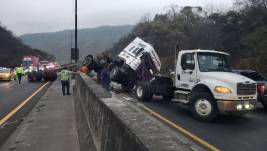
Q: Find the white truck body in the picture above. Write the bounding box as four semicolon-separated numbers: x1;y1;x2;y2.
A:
135;49;257;121
118;37;161;72
175;50;257;101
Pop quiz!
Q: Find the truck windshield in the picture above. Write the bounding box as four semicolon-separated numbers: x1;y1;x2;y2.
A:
22;61;32;68
197;52;231;72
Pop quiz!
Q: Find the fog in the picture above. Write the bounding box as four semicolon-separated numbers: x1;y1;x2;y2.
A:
0;0;233;35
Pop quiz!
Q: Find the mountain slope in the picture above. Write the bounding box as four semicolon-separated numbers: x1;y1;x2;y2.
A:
108;4;267;75
0;26;54;68
20;25;133;63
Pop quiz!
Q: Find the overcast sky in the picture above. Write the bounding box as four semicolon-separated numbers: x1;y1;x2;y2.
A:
0;0;233;36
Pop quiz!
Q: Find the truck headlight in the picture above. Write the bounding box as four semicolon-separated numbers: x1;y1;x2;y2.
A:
215;86;232;94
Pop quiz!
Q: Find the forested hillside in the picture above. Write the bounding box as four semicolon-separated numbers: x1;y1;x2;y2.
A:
0;25;54;67
108;0;267;75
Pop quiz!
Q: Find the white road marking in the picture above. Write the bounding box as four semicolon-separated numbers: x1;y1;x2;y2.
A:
0;83;10;87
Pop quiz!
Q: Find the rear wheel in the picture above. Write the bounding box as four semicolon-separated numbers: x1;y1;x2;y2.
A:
135;82;152;101
51;72;57;81
36;72;43;82
110;67;120;82
190;92;219;122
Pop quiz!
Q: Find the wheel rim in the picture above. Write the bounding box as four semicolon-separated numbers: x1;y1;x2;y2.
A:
110;69;117;79
136;86;143;98
195;99;212;116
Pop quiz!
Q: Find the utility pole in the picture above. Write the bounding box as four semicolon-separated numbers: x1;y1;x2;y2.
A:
71;0;79;63
74;0;78;63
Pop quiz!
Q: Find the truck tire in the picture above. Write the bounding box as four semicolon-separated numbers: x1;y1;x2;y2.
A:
189;92;219;122
50;72;57;81
135;82;153;101
36;71;43;82
110;67;120;82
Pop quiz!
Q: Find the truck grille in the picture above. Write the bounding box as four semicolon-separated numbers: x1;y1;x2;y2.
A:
237;83;256;95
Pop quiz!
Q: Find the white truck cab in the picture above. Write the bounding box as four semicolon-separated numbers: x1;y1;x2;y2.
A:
118;37;161;72
110;37;161;91
136;49;257;121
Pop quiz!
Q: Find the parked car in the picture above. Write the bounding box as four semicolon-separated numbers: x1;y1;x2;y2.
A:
0;67;16;81
234;70;267;109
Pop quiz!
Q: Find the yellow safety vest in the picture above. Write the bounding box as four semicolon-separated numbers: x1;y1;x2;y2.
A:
60;70;69;81
16;67;24;74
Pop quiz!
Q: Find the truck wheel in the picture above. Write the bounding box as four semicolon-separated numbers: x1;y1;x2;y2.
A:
135;82;152;101
110;67;120;82
51;72;57;81
190;92;219;122
36;72;43;82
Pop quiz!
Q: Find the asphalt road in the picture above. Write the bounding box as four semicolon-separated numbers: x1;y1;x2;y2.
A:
0;77;44;120
121;92;267;151
0;77;50;147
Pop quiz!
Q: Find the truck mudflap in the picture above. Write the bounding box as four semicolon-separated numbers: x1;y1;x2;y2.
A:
217;99;257;112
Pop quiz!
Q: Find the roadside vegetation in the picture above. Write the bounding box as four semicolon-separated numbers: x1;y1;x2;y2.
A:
0;25;55;68
107;0;267;75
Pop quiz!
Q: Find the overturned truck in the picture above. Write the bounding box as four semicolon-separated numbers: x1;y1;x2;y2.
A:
110;37;161;91
111;37;257;121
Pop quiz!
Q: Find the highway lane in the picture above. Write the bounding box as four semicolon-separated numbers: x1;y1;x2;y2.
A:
0;77;44;120
120;93;267;151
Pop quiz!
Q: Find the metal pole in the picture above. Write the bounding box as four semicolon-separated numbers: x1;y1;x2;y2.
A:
70;30;72;49
75;0;78;63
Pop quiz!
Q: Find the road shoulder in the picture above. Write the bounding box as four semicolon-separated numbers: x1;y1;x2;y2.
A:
0;80;80;151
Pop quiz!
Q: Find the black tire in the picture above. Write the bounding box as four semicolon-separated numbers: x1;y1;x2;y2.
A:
50;72;57;81
135;82;153;101
189;92;219;122
45;71;57;81
36;72;43;82
110;67;120;82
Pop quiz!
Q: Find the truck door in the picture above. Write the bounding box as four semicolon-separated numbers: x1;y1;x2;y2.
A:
175;53;197;90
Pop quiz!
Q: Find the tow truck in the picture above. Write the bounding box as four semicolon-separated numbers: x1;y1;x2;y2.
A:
111;37;257;121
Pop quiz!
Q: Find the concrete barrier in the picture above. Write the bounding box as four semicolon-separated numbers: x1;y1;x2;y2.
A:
73;73;204;151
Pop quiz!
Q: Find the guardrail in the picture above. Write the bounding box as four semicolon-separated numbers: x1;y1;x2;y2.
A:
73;72;204;151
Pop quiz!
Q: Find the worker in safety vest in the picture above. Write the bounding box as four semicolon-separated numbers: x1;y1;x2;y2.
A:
59;67;72;95
15;65;24;84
